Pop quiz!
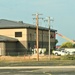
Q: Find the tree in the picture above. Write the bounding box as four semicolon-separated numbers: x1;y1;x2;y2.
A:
73;44;75;48
55;39;58;45
60;42;73;48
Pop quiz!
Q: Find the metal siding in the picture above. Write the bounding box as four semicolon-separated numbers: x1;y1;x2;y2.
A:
6;42;16;55
0;42;6;55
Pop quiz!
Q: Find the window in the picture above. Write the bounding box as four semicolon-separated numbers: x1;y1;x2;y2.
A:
15;32;22;37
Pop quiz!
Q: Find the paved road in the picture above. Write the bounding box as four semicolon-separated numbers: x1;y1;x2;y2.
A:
0;66;75;75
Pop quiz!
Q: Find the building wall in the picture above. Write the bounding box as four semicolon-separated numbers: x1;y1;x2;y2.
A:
27;28;56;52
5;42;17;55
0;42;18;56
27;29;55;42
0;28;27;41
0;28;56;55
0;28;28;52
0;42;6;55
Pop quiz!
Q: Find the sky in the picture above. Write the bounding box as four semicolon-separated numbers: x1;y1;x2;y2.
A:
0;0;75;45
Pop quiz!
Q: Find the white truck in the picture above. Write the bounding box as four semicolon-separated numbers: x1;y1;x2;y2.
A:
64;48;75;55
52;49;69;56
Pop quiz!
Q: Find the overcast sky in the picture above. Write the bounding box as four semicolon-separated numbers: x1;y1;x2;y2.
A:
0;0;75;45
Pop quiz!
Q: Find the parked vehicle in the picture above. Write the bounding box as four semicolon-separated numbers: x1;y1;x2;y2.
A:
68;51;75;55
72;51;75;55
53;48;75;56
52;49;69;56
64;48;75;52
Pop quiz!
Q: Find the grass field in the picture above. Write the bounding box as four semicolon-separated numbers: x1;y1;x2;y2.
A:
0;55;75;66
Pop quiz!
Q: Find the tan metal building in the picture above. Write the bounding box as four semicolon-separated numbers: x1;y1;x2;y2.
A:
0;35;18;55
0;19;57;55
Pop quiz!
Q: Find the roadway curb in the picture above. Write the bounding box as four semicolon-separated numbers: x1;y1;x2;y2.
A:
0;66;75;69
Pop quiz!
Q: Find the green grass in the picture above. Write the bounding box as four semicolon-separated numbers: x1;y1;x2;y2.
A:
0;60;75;66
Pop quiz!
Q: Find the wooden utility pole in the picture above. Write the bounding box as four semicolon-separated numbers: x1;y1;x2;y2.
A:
48;17;51;60
44;17;54;60
36;13;39;61
32;13;42;61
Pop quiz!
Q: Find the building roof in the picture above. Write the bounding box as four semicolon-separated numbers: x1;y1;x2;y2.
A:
0;19;57;31
0;35;18;42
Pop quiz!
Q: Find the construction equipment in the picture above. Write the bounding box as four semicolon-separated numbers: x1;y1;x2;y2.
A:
56;32;75;44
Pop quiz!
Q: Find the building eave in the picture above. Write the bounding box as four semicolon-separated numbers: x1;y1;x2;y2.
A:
0;19;57;32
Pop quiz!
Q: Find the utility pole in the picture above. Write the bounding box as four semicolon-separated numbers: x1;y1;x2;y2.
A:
48;17;51;60
44;17;54;60
32;13;43;61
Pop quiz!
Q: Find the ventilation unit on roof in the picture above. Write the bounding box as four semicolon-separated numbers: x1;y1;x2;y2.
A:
18;21;23;24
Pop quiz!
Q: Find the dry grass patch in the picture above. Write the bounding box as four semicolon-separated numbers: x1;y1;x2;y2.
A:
0;55;60;62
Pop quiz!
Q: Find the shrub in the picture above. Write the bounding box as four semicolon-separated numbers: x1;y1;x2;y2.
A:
61;55;75;60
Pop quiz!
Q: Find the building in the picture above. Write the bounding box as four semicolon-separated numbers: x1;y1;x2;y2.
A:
0;19;57;55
